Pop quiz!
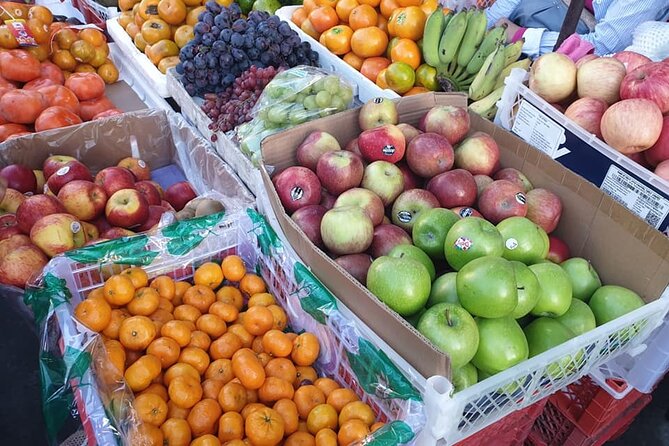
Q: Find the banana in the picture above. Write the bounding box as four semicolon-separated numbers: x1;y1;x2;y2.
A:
469;85;505;118
503;39;524;67
465;24;507;74
422;10;449;68
457;9;488;68
494;58;532;89
438;9;468;65
468;43;506;101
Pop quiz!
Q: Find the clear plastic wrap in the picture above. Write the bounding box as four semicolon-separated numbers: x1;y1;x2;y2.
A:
24;209;426;446
235;66;355;164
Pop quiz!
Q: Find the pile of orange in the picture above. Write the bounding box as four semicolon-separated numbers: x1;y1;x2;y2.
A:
75;255;384;446
291;0;439;95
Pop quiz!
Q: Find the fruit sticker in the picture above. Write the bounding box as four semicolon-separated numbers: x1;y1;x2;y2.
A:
70;221;81;234
56;165;70;176
454;236;472;251
396;210;412;224
459;207;475;218
515;192;526;205
5;19;36;47
505;238;518;250
290;186;304;202
382;144;396;156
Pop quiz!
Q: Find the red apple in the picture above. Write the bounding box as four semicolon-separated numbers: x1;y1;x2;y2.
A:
396;162;422;191
320;189;336;210
334;188;385;226
551;103;567;113
90;216;112;235
391;188;440;232
316;151;364;196
358;124;406;164
525;188;562;233
473;175;493;196
273;167;322;214
576;57;626;105
33;170;45;193
0;233;32;258
320;206;374;255
105;189;150;228
0;188;25;214
344;138;362;157
0;243;48;287
396;123;422;144
419;105;470;145
547;235;571;263
613;51;652;73
451;206;484;218
135;180;162;206
358;97;399;131
368;223;412;258
454;132;500;176
564;97;608;139
334;253;373;283
644;116;669;167
165;181;197;212
601;99;663;154
0;164;36;194
101;227;135;239
136;205;168;232
160;200;175;212
94;166;135;197
620;62;669;114
291;204;327;248
361;161;404;206
57;180;107;221
296;131;341;171
81;221;99;241
655;159;669;181
406;132;454;178
16;194;66;234
149;181;164;199
0;214;21;240
427;169;477;208
625;151;650;168
478;180;528;224
46;160;93;194
493;168;533;193
42;155;76;179
117;157;151;181
30;213;87;257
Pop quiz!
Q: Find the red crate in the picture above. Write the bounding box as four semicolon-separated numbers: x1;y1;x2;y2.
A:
526;377;652;446
456;398;548;446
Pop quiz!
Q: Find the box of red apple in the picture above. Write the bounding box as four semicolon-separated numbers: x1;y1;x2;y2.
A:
0;108;254;290
257;92;669;444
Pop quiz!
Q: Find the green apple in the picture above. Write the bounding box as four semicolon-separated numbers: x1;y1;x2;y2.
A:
444;217;504;271
472;316;529;374
427;272;459;307
517;314;535;328
452;363;478;393
497;217;549;264
529;263;573;317
457;256;517;318
367;256;431;316
555;298;596;336
524;317;579;378
560;257;602;302
589;285;645;326
417;303;479;368
510;261;540;319
388;244;436;281
412;208;460;260
404;307;426;327
477;368;524;395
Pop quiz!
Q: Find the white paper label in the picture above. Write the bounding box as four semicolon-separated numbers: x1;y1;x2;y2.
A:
56;165;70;176
70;221;81;234
512;100;566;158
506;238;518;250
600;165;669;229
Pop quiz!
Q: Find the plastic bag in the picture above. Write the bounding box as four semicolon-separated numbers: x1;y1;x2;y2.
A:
625;21;669;61
24;209;426;446
235;66;355;164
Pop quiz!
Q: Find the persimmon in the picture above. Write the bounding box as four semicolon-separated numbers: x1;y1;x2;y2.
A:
135;392;168;426
183;284;216;312
79;95;115;121
121;267;149;288
336;0;358;22
326;388;359;413
147;336;181;368
350;27;388;58
292;333;320;367
244;305;274;336
315;428;338;446
74;295;112;332
285;431;316;446
273;399;299;436
64;72;105;101
168;375;202;408
161;320;193;347
293;385;326;419
189;330;211;351
157;0;187;25
124;354;161;391
337;419;370;446
245;407;285;446
208;302;238;323
196;314;227;338
309;6;338;33
127;286;160;316
194;261;224;289
339;401;375;426
248;292;275;307
216;286;243;310
303;0;318;14
239;273;266;296
0;50;40;82
390;38;421;69
259;377;295;403
150;275;176;301
161;418;192;446
179;346;210;375
141;17;171;45
187;398;222;437
140;382;168;401
33;104;81;131
360;57;391;82
218;411;244;443
210;332;243;360
119;315;156;350
291;6;308;27
204;358;234;383
173;304;201;323
265;358;298;384
217;381;247;412
202;377;225;399
37;85;79;114
343;52;364;70
349;5;377;30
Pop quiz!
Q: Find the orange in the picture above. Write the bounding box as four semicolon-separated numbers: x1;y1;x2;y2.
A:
315;428;338;446
379;0;399;18
243;305;274;336
161;320;193;347
239;273;266;296
273;399;299;435
148;308;174;332
183;284;216;313
314;378;340;397
322;25;353;55
221;255;246;282
174;304;202;323
187;398;222;437
245;407;285;446
217;380;247;412
135;392;168;426
158;296;174;313
210;332;243;360
189;330;212;351
358;0;380;6
306;404;338;435
127;286;160;316
194;262;224;289
339;401;375;426
262;330;293;358
267;305;287;331
232;348;266;390
314;0;337;6
75;295;112;332
387;6;425;40
291;333;320;366
285;431;316;446
303;0;318;14
371;421;385;432
265;358;297;383
309;6;338;34
385;61;416;94
252;336;265;354
390;38;421;69
124;354;162;391
377;14;388;33
216;286;243;310
293;385;326;419
258;352;272;367
157;0;187;25
248;293;276;307
104;339;126;379
202;378;225;399
167;400;190;419
161;418;192;446
208;301;238;323
185;5;204;26
337;419;370;445
150;275;176;301
335;0;358;22
218;411;244;443
204;358;234;383
292;7;308;27
397;0;420;5
190;434;220;446
179;346;210;375
168;375;203;408
174;281;190;305
360;56;391;82
376;68;390;89
196;314;227;338
147;336;181;369
164;362;200;385
348;5;377;30
295;366;319;388
103;274;135;306
350;27;388;58
247;388;259;404
326;388;359;413
121;267;149;288
420;0;438;15
343;52;364;70
140;382;168;401
125;349;143;368
119;315;156;350
129;423;163;446
228;324;254;348
259;377;295;403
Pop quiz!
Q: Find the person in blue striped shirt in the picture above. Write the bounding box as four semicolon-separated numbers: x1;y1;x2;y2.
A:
485;0;669;57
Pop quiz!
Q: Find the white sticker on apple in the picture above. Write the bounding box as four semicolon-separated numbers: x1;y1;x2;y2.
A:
71;221;81;234
506;238;518;250
138;160;147;169
397;211;412;223
515;193;526;205
454;236;472;251
290;186;304;202
56;165;70;176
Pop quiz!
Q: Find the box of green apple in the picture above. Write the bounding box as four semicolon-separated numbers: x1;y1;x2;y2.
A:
256;92;669;444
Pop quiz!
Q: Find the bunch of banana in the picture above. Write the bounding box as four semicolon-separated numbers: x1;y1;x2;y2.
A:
422;8;532;118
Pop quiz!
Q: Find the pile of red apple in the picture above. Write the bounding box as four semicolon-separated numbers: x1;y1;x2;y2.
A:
0;156;198;288
529;51;669;181
271;98;647;391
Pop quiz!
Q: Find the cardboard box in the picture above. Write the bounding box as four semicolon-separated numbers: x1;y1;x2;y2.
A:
259;92;669;380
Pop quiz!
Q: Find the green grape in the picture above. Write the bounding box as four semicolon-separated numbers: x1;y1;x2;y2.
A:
312;79;325;92
289;107;309;125
319;109;332;118
303;95;318;110
339;85;354;105
267;106;288;124
323;75;340;94
331;95;346;111
315;91;332;108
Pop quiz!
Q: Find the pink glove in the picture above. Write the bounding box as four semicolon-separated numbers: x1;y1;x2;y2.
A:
556;34;595;62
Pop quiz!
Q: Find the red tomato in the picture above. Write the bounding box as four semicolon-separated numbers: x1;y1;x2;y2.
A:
92;108;123;120
0;123;29;142
64;72;105;101
79;95;114;121
34;105;83;132
0;89;46;124
37;85;80;115
39;62;65;85
23;78;58;90
0;50;40;83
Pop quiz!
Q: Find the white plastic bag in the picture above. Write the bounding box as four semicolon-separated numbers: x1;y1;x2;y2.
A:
625;21;669;61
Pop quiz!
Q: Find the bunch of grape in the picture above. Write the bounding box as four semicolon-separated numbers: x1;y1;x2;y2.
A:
176;2;319;96
201;65;278;136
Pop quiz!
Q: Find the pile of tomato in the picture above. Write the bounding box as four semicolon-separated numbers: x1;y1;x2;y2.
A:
76;255;385;446
291;0;439;95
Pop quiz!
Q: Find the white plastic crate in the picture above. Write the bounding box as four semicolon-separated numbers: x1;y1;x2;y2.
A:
495;69;669;234
275;6;399;103
107;17;170;97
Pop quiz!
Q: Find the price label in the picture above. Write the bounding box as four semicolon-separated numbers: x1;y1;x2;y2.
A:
5;19;36;47
512;100;567;159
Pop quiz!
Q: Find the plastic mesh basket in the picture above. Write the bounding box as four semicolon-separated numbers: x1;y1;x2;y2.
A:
71;0;117;28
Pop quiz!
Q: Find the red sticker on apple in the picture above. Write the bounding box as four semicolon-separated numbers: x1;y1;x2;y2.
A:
454;236;472;251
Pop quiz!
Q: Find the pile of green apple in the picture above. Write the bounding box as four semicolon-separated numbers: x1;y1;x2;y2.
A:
271;97;647;392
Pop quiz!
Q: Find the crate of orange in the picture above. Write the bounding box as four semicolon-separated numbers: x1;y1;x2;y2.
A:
24;209;426;446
